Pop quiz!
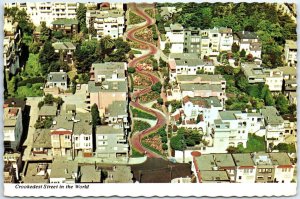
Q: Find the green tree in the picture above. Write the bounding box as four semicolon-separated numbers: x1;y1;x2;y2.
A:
151;82;162;92
29;42;40;54
40;21;50;42
39;41;59;74
44;94;55;105
76;3;87;33
159;58;167;68
91;103;101;126
157;98;163;105
74;39;98;73
231;42;240;53
161;136;168;143
99;36;115;58
38;101;44;109
240;49;246;57
128;67;136;73
170;133;186;151
52;31;64;39
275;94;289;114
162;143;168;151
265;90;275;106
236;73;249;92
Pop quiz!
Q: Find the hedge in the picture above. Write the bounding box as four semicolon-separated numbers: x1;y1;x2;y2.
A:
17;77;45;87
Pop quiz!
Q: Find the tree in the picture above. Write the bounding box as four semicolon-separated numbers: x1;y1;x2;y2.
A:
76;3;87;33
236;73;249;92
55;97;64;108
162;143;168;151
275;94;289;114
265;90;275;106
99;36;115;58
52;31;64;39
288;104;296;115
240;49;246;57
151;82;162;92
161;136;168;143
29;42;40;54
39;41;59;74
247;53;254;61
91;103;101;127
159;58;167;68
231;42;240;53
170;133;186;151
157;98;163;105
38;101;44;109
40;22;50;42
226;146;238;153
128;67;136;73
44;94;55;105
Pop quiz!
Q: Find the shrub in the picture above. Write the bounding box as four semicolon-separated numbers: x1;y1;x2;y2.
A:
162;143;168;151
161;136;168;143
128;67;136;73
17;77;45;87
26;83;32;88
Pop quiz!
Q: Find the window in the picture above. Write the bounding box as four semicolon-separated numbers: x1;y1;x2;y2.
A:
65;135;70;139
239;176;242;180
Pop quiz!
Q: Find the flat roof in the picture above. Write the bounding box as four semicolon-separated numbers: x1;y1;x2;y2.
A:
180;83;222;92
200;170;230;181
38;104;57;116
214;154;235;167
73;113;92;135
80;165;101;183
219;111;242;120
176;74;225;83
261;106;284;125
194;154;215;170
32;129;52;148
96;125;124;135
4;107;21;127
88;80;128;93
52;42;76;50
107;100;127;117
50;158;78;179
52;19;78;25
232;153;255;166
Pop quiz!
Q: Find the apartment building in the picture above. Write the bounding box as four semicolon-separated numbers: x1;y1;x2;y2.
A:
4;107;23;151
282;115;297;145
6;2;79;27
278;66;297;97
72;113;93;157
232;153;256;183
95;126;128;158
4;16;21;74
269;153;295;183
87;62;128;114
32;129;53;160
176;74;226;90
284;40;297;67
86;9;125;39
234;31;262;59
168;53;215;81
242;62;283;92
49;158;78;183
261;106;285;147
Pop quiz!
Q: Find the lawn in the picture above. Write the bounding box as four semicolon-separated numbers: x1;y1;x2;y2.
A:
130;49;142;54
240;134;266;153
16;83;44;98
132;120;151;132
129;11;145;25
22;53;42;77
131;148;145;157
145;9;154;18
140;91;160;103
142;135;164;156
131;107;156;120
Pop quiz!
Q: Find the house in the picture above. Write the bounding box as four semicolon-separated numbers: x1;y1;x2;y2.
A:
261;106;285;148
105;100;130;131
79;165;101;183
176;74;226;90
52;19;78;36
218;27;234;52
234;31;261;59
4;16;21;74
269;153;295;183
4;98;26;112
86;9;125;39
284;40;297;67
232;153;256;183
50;114;74;157
165;23;185;53
4;107;23;151
282;115;297;145
200;28;221;58
38;104;58;120
49;158;78;183
168;53;215;81
72;113;93;157
52;42;76;64
214;154;236;182
3;153;22;183
104;165;133;183
131;158;191;183
95;126;128;158
172;96;223;133
87;62;127;114
45;71;68;91
241;63;283;92
31;129;53;160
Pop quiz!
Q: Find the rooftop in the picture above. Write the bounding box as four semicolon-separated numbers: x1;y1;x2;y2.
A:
183;96;222;108
47;71;67;82
50;158;78;179
32;129;52;148
219;111;242;120
51;114;74;131
194;154;216;170
73;113;92;135
232;153;255;166
176;74;225;83
269;153;292;166
96;125;124;135
80;165;101;183
38;104;58;116
52;42;76;50
261;106;284;125
180;83;222;92
200;170;230;182
4;107;21;127
106;100;127;117
131;158;191;183
277;66;297;76
169;23;184;31
52;19;78;25
104;165;133;183
4;98;26;111
214;154;236;168
253;153;272;166
88;80;128;93
236;31;259;40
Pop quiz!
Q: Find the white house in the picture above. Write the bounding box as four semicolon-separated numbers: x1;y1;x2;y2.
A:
4;107;23;151
269;153;295;183
219;27;234;52
284;40;297;67
45;71;68;91
232;153;257;183
165;23;184;53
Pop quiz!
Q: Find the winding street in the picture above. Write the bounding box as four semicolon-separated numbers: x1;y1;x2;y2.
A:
126;4;166;158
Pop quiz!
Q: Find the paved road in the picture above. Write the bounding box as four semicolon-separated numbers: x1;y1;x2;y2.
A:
126;4;166;158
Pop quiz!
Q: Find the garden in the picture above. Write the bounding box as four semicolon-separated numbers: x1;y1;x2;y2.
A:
142;127;168;156
129;11;145;25
132;73;152;89
132;120;151;133
139;91;160;103
131;106;157;120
